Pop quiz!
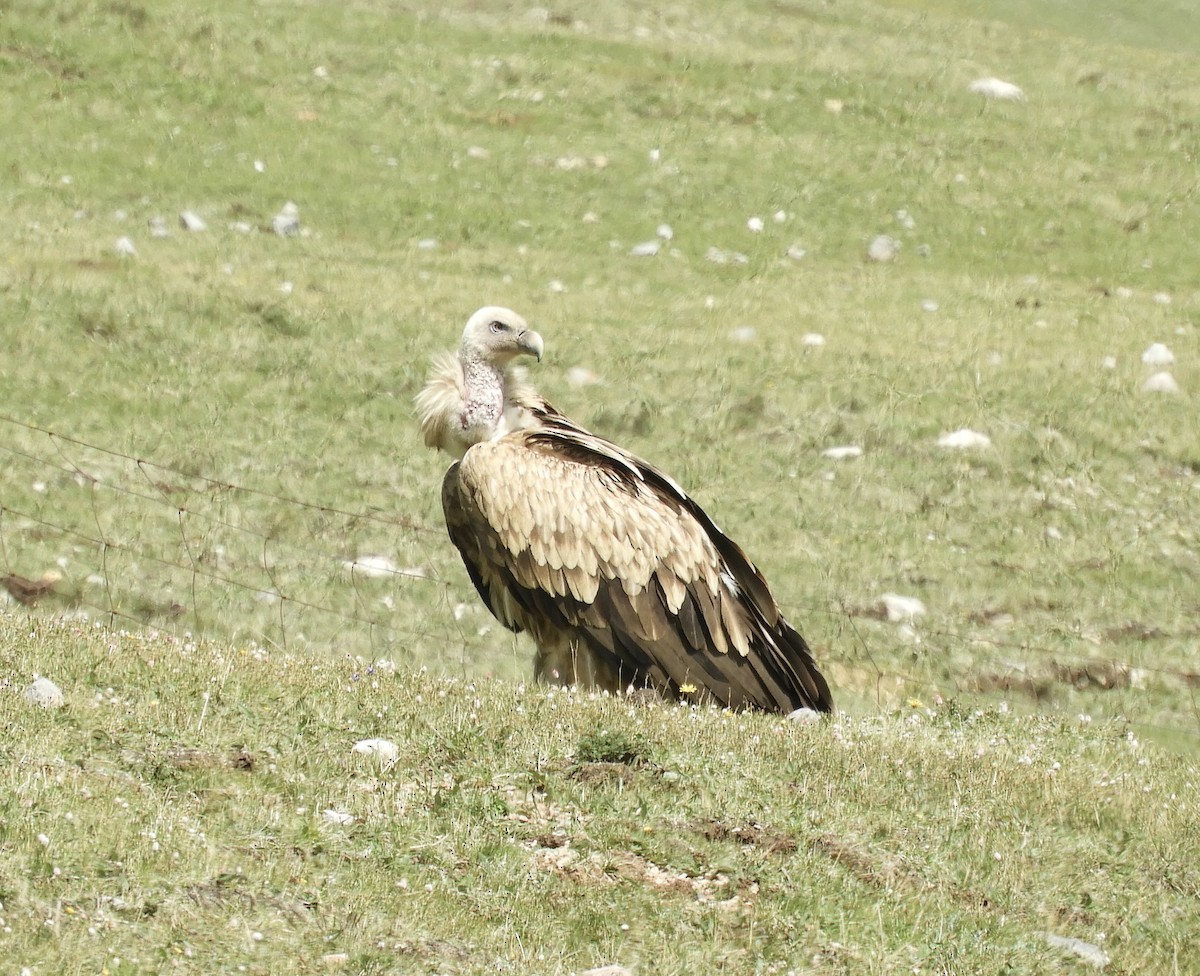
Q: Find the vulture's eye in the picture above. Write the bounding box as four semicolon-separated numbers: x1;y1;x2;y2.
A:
489;320;508;334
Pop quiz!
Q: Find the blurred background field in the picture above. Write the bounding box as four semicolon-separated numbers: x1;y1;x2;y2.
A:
2;0;1198;740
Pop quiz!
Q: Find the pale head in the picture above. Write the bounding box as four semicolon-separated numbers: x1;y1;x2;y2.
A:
459;306;544;367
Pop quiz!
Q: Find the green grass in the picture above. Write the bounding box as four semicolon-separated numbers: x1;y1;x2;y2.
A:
0;0;1198;966
3;613;1198;974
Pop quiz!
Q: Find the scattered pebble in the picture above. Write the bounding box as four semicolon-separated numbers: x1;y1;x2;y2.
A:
1141;342;1174;366
278;281;294;295
322;809;355;826
581;211;600;224
1115;286;1133;299
1142;371;1179;393
801;333;826;347
253;159;266;173
113;236;137;257
344;556;400;579
656;223;674;241
747;216;764;233
921;299;939;313
705;246;748;265
466;145;490;160
1041;933;1109;969
938;428;992;450
880;593;926;623
822;445;862;460
773;210;788;223
968;77;1026;101
895;208;916;230
729;327;757;343
566;366;602;387
548;279;566;293
416;238;438;251
147;216;170;238
648;148;661;163
1101;356;1117;369
823;98;844;114
352;738;399;762
272;201;301;237
786;245;807;261
179;210;207;232
787;707;822;724
582;967;633;976
1152;291;1171;305
867;234;900;262
629;240;660;257
313;65;329;79
25;677;64;709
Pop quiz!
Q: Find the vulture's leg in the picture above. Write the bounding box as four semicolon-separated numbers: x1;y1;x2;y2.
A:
534;635;619;691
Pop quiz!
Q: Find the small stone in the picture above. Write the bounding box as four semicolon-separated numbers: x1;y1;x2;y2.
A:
113;236;137;257
582;967;633;976
729;327;757;343
1152;291;1171;305
867;234;900;262
253;159;266;172
147;216;170;238
416;238;438;251
466;145;490;160
313;65;329;79
629;240;660;257
801;333;826;347
921;299;939;313
1142;371;1179;393
1042;933;1109;969
321;953;350;969
786;245;807;261
272;202;301;237
352;738;399;761
1141;342;1174;366
581;211;600;224
938;428;991;450
322;809;355;825
566;367;602;387
823;98;844;114
822;445;862;460
548;279;566;293
25;677;64;708
968;77;1025;101
179;210;207;232
787;707;822;724
773;210;788;223
1101;356;1117;369
747;216;764;233
656;223;673;240
880;593;926;623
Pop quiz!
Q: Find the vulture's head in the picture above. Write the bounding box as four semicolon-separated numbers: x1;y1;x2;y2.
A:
459;306;544;367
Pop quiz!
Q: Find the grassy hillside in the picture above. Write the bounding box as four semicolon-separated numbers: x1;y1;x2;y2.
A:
3;612;1197;974
0;0;1198;967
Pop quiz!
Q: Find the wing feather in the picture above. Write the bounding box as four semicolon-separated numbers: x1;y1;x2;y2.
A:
442;411;832;713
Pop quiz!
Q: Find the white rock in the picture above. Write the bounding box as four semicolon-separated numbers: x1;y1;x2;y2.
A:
1152;291;1172;305
747;216;764;233
938;428;992;450
968;77;1025;101
1142;371;1179;393
113;236;137;257
801;333;826;347
272;202;301;237
25;677;64;709
466;145;490;159
344;556;399;578
582;211;599;223
1141;342;1175;366
313;65;329;79
786;245;807;261
416;238;438;250
729;327;757;343
773;210;788;223
822;445;862;460
921;299;939;313
895;208;916;230
352;738;399;761
648;148;661;163
582;967;633;976
254;159;266;172
179;210;207;232
656;223;674;240
1101;356;1117;369
147;216;170;238
566;366;601;387
548;279;566;293
1042;933;1109;969
321;809;355;825
786;707;822;724
629;240;660;257
867;234;900;262
278;281;294;295
1115;286;1133;299
880;593;926;623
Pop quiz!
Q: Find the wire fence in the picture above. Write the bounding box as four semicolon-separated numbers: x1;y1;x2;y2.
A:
1;412;1197;746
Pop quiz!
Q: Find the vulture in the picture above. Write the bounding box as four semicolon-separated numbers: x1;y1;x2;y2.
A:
416;306;833;714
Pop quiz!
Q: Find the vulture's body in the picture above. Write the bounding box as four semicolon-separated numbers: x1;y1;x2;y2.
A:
417;307;833;714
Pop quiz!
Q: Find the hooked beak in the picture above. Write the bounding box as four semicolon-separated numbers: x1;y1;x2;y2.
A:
518;329;544;362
